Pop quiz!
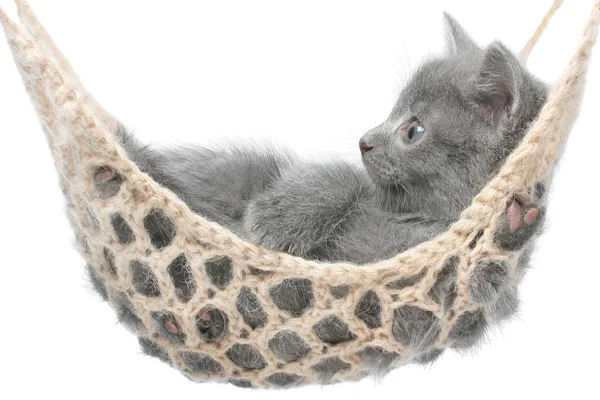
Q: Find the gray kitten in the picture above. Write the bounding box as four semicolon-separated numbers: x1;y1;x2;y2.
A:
109;14;547;265
89;14;551;374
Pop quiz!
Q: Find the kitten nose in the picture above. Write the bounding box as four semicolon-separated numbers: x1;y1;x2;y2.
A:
359;139;374;154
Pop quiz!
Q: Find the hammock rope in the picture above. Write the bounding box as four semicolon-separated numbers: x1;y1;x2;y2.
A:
520;0;565;62
1;0;598;388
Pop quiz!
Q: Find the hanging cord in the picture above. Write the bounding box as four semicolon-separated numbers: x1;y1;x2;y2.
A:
12;0;117;132
520;0;565;62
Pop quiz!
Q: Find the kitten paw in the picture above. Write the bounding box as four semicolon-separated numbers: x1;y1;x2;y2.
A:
494;197;544;251
94;166;123;199
95;168;116;183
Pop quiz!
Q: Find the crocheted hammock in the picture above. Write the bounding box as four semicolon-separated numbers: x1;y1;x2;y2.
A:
1;0;598;388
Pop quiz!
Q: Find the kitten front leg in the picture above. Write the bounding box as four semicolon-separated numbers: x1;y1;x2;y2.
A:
329;210;453;264
243;162;373;259
494;196;545;251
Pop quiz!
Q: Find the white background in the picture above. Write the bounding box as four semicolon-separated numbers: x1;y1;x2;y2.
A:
0;0;599;399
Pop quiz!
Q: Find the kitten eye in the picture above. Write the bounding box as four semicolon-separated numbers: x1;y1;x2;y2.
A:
405;119;426;143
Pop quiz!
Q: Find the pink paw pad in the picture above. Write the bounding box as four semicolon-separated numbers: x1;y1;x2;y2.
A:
197;310;212;322
495;198;544;251
524;208;539;225
94;168;116;183
165;319;179;335
507;201;523;232
506;199;540;233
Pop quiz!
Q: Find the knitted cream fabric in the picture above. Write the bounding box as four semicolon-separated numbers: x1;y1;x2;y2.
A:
1;0;598;389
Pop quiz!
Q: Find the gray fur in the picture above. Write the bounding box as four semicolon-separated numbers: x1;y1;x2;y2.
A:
225;344;267;370
168;254;196;302
494;203;546;251
488;286;520;322
86;207;100;231
151;311;185;345
312;315;357;344
139;338;171;364
112;292;144;333
449;309;488;349
269;278;314;317
357;346;400;376
414;348;444;365
114;14;546;265
116;131;296;234
94;166;123;199
103;247;117;276
330;285;350;299
195;306;229;341
86;264;108;301
228;379;254;389
100;14;549;374
180;351;222;373
468;260;510;306
391;305;441;352
110;213;135;245
203;255;233;290
311;356;351;384
130;260;161;297
354;290;383;329
443;12;479;54
236;286;269;329
429;256;459;307
143;208;176;250
266;373;302;388
268;331;311;362
386;270;426;291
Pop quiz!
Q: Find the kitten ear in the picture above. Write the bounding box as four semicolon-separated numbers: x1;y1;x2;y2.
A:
443;13;478;53
474;41;523;122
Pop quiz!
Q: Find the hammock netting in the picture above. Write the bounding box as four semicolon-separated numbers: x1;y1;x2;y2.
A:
1;0;598;388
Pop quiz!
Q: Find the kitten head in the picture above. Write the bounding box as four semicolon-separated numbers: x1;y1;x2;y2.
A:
360;13;547;218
